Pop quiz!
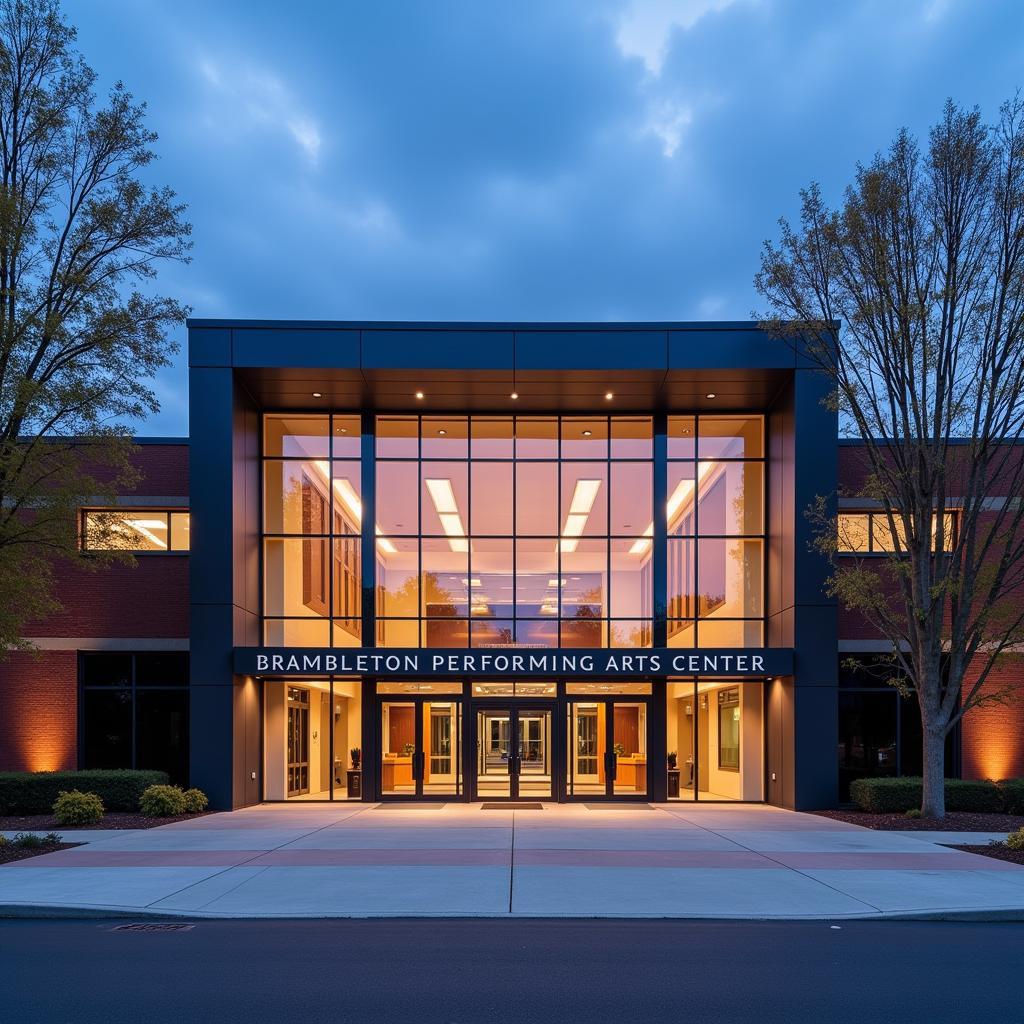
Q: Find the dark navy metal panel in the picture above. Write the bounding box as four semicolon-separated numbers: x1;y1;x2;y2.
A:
232;328;360;369
515;330;666;370
361;330;514;370
668;329;795;370
188;328;231;367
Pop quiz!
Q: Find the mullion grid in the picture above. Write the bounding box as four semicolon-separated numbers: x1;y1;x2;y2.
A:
374;414;653;649
667;415;766;648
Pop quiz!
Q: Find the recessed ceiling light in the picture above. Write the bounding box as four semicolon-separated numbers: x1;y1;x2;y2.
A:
605;392;614;401
582;429;592;436
415;391;425;400
510;391;519;400
311;392;322;398
438;429;447;435
682;427;692;435
706;393;716;399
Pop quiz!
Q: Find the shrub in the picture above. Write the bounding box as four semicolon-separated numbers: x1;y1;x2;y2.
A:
904;808;922;819
849;776;1004;814
998;778;1024;815
139;784;187;817
182;788;208;813
0;770;169;814
52;790;104;826
13;832;47;849
1005;828;1024;851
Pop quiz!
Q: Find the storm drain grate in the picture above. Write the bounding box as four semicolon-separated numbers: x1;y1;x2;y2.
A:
111;923;195;932
481;802;544;810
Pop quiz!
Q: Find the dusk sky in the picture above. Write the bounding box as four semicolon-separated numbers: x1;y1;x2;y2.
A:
74;0;1024;435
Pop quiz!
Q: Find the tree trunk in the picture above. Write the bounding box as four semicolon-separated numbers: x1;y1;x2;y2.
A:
921;727;946;819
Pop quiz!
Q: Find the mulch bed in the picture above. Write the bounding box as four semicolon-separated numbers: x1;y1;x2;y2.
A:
812;809;1024;832
0;840;82;865
953;844;1024;866
0;811;212;831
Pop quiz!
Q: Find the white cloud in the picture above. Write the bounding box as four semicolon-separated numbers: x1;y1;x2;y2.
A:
615;0;739;76
196;55;322;164
644;99;693;157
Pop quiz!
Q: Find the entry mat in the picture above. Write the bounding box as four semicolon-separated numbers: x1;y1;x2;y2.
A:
373;802;447;810
583;803;659;811
481;802;544;810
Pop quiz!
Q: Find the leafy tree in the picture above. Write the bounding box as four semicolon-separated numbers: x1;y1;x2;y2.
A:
0;0;189;652
755;98;1024;818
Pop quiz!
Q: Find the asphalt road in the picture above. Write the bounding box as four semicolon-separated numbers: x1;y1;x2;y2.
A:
2;918;1021;1023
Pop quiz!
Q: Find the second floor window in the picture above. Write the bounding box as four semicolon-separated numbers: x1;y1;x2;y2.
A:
81;510;190;552
837;512;955;554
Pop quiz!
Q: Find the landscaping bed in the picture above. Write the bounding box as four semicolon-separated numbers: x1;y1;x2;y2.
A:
0;811;212;831
0;836;82;865
813;809;1024;832
953;844;1024;867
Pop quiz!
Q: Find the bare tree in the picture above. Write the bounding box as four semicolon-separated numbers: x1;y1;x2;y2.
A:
0;0;190;652
755;97;1024;818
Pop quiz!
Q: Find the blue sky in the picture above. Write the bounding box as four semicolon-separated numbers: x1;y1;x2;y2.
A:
73;0;1024;434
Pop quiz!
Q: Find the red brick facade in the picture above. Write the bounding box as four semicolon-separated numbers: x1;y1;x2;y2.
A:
0;441;189;773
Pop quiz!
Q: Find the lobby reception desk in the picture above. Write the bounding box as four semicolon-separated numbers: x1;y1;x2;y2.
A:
615;755;647;791
382;756;413;789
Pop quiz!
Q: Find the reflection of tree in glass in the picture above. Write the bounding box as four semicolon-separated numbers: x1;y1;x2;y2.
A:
572;585;603;619
381;572;458;617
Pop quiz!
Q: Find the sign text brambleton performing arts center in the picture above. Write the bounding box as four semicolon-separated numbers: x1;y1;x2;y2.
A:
234;647;794;678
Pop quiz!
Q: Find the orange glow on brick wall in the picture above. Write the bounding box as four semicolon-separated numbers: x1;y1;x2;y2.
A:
24;740;75;774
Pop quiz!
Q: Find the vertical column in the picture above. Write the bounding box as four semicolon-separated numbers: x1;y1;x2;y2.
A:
652;411;668;650
359;411;378;800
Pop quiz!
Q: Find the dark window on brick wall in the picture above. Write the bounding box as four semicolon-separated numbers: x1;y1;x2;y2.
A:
80;652;189;784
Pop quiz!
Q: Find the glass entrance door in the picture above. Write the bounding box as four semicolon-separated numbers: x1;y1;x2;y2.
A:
380;699;462;799
475;706;553;800
567;698;649;798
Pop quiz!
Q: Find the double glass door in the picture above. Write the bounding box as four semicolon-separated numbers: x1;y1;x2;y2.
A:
475;706;553;800
567;698;649;798
380;699;462;798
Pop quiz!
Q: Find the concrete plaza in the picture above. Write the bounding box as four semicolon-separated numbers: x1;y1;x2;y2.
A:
2;802;1023;920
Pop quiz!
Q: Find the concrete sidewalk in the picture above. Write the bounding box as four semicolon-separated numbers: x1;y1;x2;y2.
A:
2;803;1023;920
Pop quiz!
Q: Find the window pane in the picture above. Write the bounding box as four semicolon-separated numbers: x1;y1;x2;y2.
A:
838;514;871;552
698;619;764;647
82;688;132;769
264;414;329;458
169;512;190;551
515;619;559;646
264;618;331;646
423;618;469;647
81;653;132;687
331;415;361;458
667;538;695;619
377;537;418;616
84;511;169;551
470;462;513;535
331;463;362;533
560;463;607;538
470;537;514;617
611;417;652;459
667;416;696;458
698;416;763;459
516;462;557;535
422;417;468;458
377;619;420;647
610;538;650;618
331;536;361;620
516;539;557;615
134;653;188;686
560;618;605;648
610;462;651;535
667;464;697;535
422;538;469;616
376;461;418;534
871;514;906;552
135;689;189;785
697;537;762;618
667;620;696;648
471;417;513;459
264;538;331;616
471;617;515;647
376;416;418;458
609;621;652;647
264;461;331;534
698;462;763;535
421;463;469;543
515;417;557;458
562;539;607;620
561;417;608;459
333;619;361;647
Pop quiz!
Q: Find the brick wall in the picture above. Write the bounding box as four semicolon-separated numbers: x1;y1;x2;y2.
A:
0;442;189;772
961;655;1024;781
0;651;77;772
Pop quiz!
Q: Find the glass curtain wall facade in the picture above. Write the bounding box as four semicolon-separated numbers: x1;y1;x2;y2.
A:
259;412;767;802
